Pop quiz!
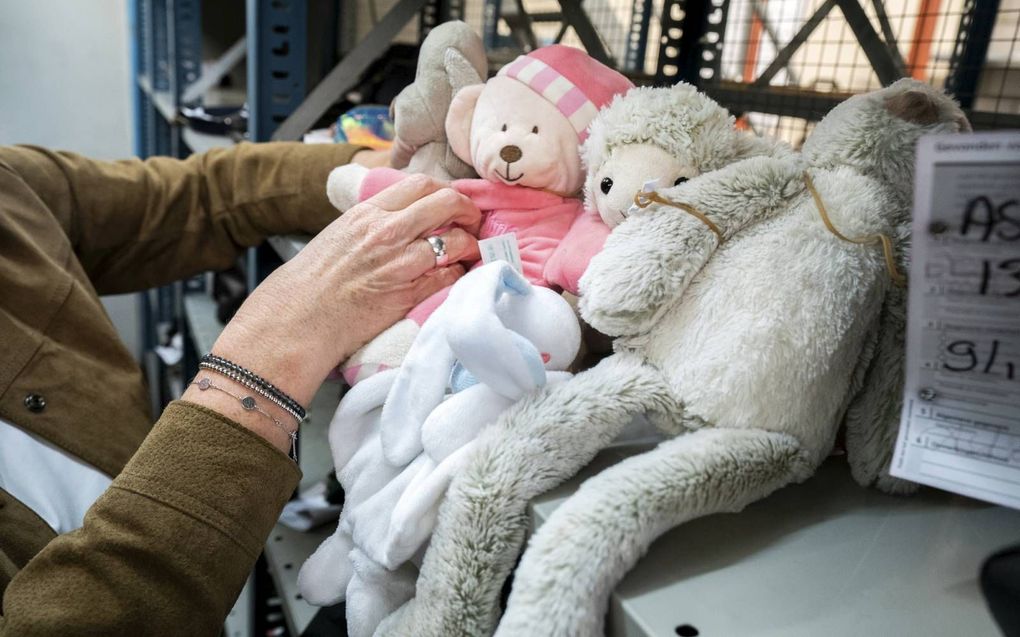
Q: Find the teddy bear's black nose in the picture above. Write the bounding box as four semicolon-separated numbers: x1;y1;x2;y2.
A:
500;145;522;163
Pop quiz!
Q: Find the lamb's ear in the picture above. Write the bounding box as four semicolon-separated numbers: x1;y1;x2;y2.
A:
446;84;484;164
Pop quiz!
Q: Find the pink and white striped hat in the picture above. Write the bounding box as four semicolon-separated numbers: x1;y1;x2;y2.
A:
498;45;634;142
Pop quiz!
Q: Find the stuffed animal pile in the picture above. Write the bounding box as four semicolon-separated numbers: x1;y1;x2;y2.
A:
300;24;634;637
301;16;973;636
370;79;970;637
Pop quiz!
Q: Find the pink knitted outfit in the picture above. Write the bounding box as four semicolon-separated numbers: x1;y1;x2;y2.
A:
359;167;610;325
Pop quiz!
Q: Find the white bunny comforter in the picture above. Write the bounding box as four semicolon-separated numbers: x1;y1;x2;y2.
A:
298;262;581;637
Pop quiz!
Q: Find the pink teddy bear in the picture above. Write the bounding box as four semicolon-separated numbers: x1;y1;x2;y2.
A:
329;45;634;385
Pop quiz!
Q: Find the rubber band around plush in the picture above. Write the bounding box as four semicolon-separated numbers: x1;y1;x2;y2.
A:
632;191;723;241
633;175;905;287
802;171;906;287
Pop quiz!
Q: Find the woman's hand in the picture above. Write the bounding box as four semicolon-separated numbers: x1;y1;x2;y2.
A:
184;175;481;452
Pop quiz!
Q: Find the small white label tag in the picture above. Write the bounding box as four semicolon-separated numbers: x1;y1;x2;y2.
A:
627;178;664;215
479;233;523;273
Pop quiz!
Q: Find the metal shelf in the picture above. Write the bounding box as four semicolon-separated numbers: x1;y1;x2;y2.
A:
265;523;334;636
137;74;177;123
182;292;223;356
531;453;1020;637
264;379;344;634
267;235;311;262
224;575;254;637
182;127;236;154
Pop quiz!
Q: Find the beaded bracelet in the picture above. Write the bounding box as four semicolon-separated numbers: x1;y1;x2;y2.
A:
191;377;298;461
201;353;306;417
199;353;307;423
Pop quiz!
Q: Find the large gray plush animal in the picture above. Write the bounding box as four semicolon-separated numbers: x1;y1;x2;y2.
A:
373;79;970;637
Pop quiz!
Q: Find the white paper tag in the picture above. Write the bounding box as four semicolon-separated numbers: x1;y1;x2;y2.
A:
627;178;664;216
890;132;1020;510
479;233;523;273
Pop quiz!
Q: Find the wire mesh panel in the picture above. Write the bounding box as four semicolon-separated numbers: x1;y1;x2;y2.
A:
705;0;1019;144
453;0;1018;144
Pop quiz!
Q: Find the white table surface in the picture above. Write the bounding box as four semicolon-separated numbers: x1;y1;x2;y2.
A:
531;447;1019;637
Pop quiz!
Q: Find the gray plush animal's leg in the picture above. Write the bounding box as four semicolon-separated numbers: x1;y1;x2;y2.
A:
844;283;919;495
378;353;679;637
494;427;812;637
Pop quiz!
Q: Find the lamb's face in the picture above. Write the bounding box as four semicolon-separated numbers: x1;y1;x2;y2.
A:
589;143;698;227
467;77;584;194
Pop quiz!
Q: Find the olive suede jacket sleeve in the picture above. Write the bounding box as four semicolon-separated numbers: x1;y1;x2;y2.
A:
1;403;301;636
0;141;364;294
0;141;364;634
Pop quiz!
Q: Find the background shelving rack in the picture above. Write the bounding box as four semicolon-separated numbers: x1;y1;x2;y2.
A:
131;2;333;635
130;0;1019;635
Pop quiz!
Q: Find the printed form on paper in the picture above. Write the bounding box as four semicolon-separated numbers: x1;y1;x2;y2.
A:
891;132;1020;510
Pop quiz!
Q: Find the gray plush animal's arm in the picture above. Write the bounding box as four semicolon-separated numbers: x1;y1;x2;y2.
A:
373;353;681;637
495;427;812;637
579;156;805;337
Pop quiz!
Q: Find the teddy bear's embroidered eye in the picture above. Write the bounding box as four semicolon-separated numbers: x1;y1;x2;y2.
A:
674;176;689;186
501;124;507;132
600;177;613;194
531;126;539;134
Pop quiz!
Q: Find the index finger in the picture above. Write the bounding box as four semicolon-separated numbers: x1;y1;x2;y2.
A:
397;187;482;237
364;174;449;212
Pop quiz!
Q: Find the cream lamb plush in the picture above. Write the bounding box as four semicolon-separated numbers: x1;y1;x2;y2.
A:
375;79;971;637
583;82;788;228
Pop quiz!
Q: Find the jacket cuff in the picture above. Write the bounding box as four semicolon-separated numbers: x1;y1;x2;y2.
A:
112;401;301;558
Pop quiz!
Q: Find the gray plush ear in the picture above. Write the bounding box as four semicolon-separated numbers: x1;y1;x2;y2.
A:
884;89;941;125
444;48;484;94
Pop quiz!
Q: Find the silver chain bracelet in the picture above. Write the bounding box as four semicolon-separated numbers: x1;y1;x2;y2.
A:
191;377;298;461
199;361;305;425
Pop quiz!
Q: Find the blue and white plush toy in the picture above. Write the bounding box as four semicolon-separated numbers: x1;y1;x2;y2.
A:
298;262;580;637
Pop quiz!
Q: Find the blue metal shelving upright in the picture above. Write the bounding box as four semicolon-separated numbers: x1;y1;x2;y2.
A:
245;0;311;290
246;0;309;142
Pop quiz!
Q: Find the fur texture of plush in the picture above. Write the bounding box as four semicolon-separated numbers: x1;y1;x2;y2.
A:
376;80;970;637
386;353;680;636
496;428;808;636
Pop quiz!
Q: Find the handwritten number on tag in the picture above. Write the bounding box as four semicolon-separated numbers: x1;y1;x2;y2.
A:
943;339;1016;380
978;258;1020;296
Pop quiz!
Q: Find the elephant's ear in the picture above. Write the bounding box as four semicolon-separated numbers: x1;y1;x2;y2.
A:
444;48;484;95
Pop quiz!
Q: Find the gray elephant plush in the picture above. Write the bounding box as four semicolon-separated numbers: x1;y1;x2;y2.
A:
376;79;970;637
388;20;486;180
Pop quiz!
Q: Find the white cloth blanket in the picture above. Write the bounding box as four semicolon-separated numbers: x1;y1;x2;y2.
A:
298;263;581;637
